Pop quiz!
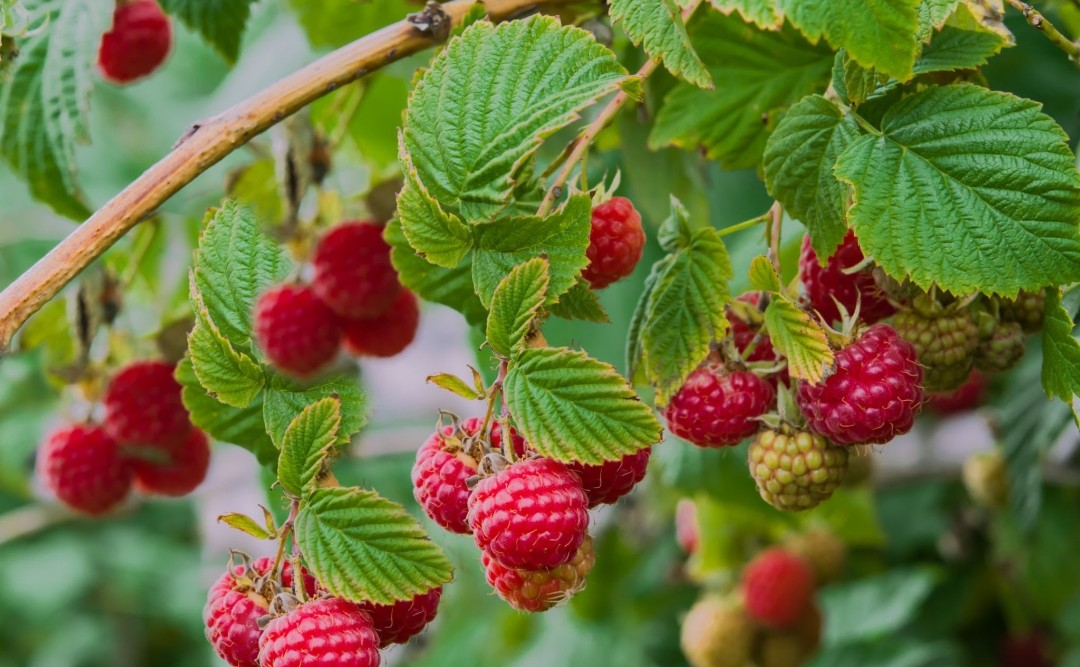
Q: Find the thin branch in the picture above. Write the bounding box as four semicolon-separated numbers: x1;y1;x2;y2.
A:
1005;0;1080;64
766;201;783;275
0;0;568;354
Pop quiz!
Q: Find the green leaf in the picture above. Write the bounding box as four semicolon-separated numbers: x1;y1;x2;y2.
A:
763;94;861;259
426;373;482;400
834;84;1080;296
820;568;939;644
287;0;410;49
1042;288;1080;405
219;512;272;540
913;8;1009;75
650;11;833;169
764;297;834;383
472;194;591;307
386;219;487;325
159;0;255;63
657;196;695;252
188;284;266;408
402;16;634;220
0;0;111;218
705;0;782;30
486;257;550;358
263;374;366;449
278;397;341;499
504;346;662;464
748;255;781;293
780;0;921;80
626;261;663;383
295;486;453;605
396;145;473;269
549;278;608;323
832;49;890;108
918;0;961;40
608;0;712;88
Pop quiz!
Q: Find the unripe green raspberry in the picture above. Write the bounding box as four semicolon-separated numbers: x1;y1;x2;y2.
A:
963;450;1009;509
758;633;806;667
999;290;1045;334
894;306;979;392
783;529;846;585
974;321;1025;373
680;597;755;667
749;430;848;511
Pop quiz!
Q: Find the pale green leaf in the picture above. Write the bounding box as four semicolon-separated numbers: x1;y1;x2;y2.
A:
627;261;664;383
834;84;1080;296
763;94;861;259
296;487;453;605
402;16;634;220
504;346;662;464
1042;288;1080;405
706;0;782;30
549;278;609;323
263;374;366;449
748;255;781;293
159;0;255;63
609;0;712;88
832;50;889;107
764;297;834;383
426;373;482;400
487;257;550;358
396;142;473;268
913;5;1009;74
188;283;266;408
650;11;833;169
657;195;695;252
219;512;272;540
918;0;961;40
278;397;341;499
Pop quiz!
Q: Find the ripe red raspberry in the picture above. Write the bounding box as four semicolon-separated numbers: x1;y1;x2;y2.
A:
98;0;172;84
204;557;316;667
581;197;646;289
796;324;923;446
342;289;419;358
468;457;589;570
664;366;775;448
728;292;778;363
748;429;848;511
894;304;979;392
259;597;381;667
567;447;651;507
132;428;211;496
312;221;401;319
254;284;343;377
483;535;595;612
799;231;895;325
103;360;191;447
928;370;987;414
974;321;1025;373
999;290;1045;334
358;586;442;647
1000;632;1052;667
742;548;815;629
38;424;132;515
412;417;484;534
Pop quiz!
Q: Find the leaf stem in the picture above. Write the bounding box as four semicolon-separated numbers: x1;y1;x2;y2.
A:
479;359;509;443
1005;0;1080;64
767;201;783;276
716;211;770;238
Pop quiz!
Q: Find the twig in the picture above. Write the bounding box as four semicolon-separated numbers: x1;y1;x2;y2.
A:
766;201;783;275
0;0;569;354
0;504;73;544
1005;0;1080;64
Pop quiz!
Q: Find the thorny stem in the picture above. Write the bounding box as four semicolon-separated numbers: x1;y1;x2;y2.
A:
766;201;784;276
1004;0;1080;64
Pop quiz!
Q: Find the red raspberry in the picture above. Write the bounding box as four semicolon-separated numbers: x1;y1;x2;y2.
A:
567;447;651;507
796;324;923;446
254;284;343;377
482;535;595;612
928;370;987;414
799;232;896;326
342;289;419;358
728;292;778;363
675;499;699;555
97;0;172;84
1000;632;1052;667
312;221;401;319
581;197;646;289
258;597;381;667
204;557;317;667
103;360;191;447
468;458;589;570
663;367;775;448
412;417;484;534
358;586;442;647
742;548;815;629
132;428;211;496
38;424;132;515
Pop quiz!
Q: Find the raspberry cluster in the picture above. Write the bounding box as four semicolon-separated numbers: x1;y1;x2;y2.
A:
37;360;210;515
254;220;420;377
98;0;172;85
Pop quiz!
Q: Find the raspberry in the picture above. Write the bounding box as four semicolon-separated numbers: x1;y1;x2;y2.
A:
783;529;846;585
894;304;979;392
258;597;381;667
799;231;896;326
728;292;779;363
566;447;651;507
999;290;1045;334
254;284;343;377
204;557;316;667
928;370;987;414
742;548;815;629
581;197;646;289
38;424;132;515
483;535;595;612
756;605;823;667
974;321;1025;373
749;429;848;511
342;289;419;358
132;428;211;496
358;586;442;647
680;597;755;667
412;417;485;534
468;457;589;570
1001;632;1052;667
796;324;923;445
664;366;775;448
103;360;192;447
676;498;699;555
963;450;1009;509
98;0;172;84
312;221;401;319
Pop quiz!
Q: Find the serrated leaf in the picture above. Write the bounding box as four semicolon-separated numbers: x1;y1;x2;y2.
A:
918;0;961;40
650;12;833;169
706;0;782;30
764;297;834;383
219;512;272;540
1042;288;1080;405
748;255;781;293
549;278;608;323
278;397;341;499
832;50;889;107
159;0;254;63
833;84;1080;296
609;0;712;88
386;219;487;325
295;486;453;605
472;194;591;307
504;346;662;464
0;0;111;218
426;373;482;400
188;283;266;408
396;142;473;268
913;5;1009;74
487;257;549;358
763;94;861;259
627;261;664;383
263;374;366;449
657;196;694;252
